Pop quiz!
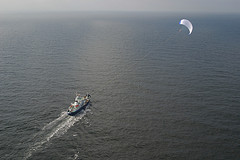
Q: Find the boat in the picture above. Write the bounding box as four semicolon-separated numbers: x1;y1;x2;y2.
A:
67;93;91;116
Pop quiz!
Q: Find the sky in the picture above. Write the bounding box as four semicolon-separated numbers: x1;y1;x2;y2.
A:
0;0;239;13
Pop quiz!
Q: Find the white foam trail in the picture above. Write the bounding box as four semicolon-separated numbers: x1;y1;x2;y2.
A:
42;111;68;131
46;112;86;141
24;109;90;160
73;151;79;160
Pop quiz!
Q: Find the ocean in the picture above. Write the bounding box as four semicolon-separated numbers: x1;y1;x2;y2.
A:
0;12;240;160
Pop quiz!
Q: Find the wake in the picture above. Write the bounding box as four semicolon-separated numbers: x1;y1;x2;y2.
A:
42;111;68;131
24;110;89;160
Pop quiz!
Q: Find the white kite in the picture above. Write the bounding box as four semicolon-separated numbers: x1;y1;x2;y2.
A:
179;19;193;35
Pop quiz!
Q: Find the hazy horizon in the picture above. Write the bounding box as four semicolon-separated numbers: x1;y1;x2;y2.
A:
0;0;239;14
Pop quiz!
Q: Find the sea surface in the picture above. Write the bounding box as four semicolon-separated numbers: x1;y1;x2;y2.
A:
0;12;240;160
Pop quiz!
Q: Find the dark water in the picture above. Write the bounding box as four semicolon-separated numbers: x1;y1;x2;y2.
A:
0;12;240;160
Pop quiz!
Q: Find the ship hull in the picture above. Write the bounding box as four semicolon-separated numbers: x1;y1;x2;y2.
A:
67;100;90;116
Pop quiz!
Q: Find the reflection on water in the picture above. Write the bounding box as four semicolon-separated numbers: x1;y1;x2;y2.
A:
0;12;240;159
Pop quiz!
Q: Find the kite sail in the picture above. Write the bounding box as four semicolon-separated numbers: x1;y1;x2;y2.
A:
179;19;193;35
